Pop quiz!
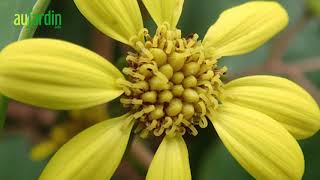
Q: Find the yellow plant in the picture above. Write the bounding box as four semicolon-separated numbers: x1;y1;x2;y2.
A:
30;105;108;161
0;1;319;180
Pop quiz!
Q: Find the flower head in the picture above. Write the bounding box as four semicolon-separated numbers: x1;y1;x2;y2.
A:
0;0;319;180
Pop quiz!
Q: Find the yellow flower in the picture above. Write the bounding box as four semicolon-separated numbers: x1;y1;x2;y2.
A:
30;105;108;161
0;1;319;180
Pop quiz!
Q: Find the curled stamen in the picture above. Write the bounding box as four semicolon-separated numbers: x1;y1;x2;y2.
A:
174;114;184;126
146;120;158;131
199;116;208;128
154;127;165;136
163;117;173;128
123;68;145;80
188;125;198;136
136;41;154;60
166;125;177;137
177;127;186;136
197;101;207;116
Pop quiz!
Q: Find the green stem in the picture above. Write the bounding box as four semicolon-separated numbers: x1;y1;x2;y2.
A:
0;97;8;130
18;0;51;40
0;0;51;130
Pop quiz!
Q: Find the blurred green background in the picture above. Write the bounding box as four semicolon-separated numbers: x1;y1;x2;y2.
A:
0;0;320;179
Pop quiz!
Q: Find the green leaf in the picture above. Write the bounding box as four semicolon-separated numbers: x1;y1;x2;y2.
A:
0;136;47;179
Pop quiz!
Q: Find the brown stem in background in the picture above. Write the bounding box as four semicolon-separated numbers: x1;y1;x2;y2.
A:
230;13;320;103
91;29;114;60
286;57;320;72
130;139;154;169
115;161;144;180
266;14;309;68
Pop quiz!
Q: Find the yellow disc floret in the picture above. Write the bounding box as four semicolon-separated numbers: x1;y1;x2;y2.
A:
118;23;227;138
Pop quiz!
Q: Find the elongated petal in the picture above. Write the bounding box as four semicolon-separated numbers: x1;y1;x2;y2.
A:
146;135;191;180
39;114;133;180
0;39;124;110
142;0;184;28
74;0;144;46
224;75;320;139
208;103;304;180
203;1;288;58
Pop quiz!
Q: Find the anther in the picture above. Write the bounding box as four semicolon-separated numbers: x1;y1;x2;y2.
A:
182;103;195;120
149;76;167;91
171;72;184;84
183;89;199;103
159;90;173;103
182;62;200;76
141;91;157;103
150;48;167;66
148;105;165;120
166;98;183;116
183;76;197;88
172;85;184;97
159;64;174;80
168;52;187;71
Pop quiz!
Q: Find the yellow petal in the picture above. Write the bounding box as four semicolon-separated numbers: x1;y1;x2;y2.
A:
142;0;184;28
0;39;124;110
224;75;320;139
39;114;133;180
208;103;304;180
74;0;144;46
30;141;58;161
203;1;288;58
146;135;191;180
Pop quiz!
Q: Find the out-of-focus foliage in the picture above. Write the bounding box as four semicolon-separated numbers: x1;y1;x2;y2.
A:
284;20;320;62
0;136;46;180
306;0;320;16
0;96;7;130
199;133;320;180
0;0;320;180
0;0;36;49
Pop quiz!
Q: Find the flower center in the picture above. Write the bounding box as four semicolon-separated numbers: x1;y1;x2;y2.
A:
118;23;227;138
